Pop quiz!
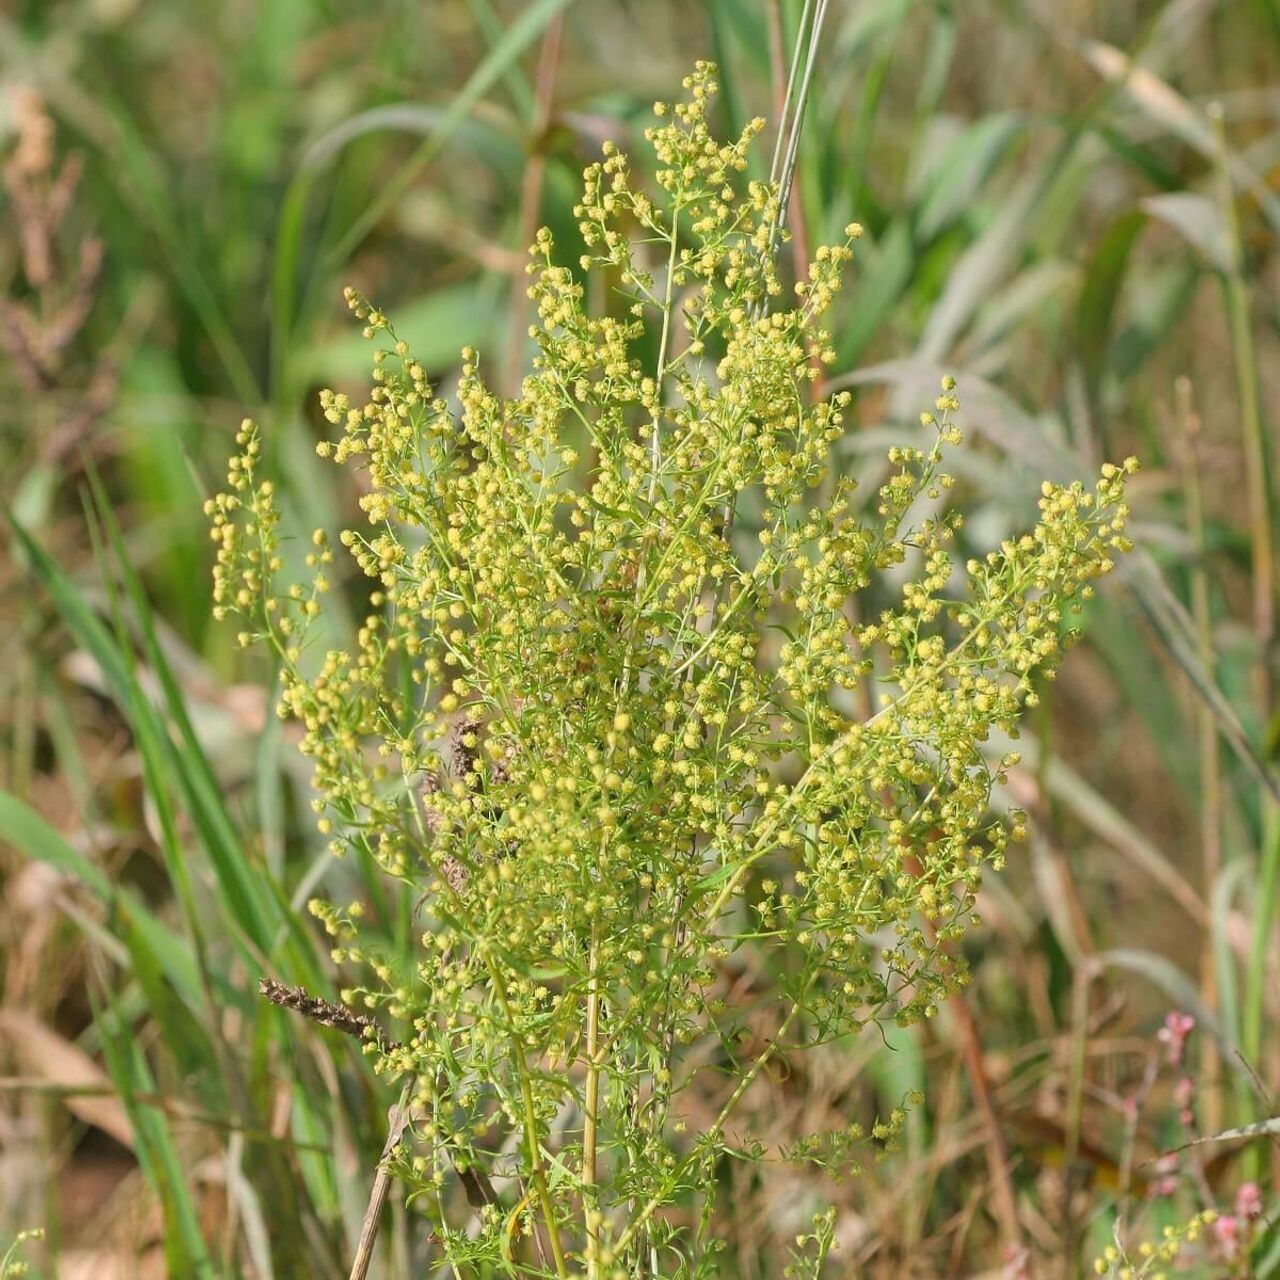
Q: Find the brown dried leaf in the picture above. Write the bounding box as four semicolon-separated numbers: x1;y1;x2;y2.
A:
0;1009;134;1150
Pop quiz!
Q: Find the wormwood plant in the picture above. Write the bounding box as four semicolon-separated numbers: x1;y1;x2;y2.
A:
208;65;1134;1277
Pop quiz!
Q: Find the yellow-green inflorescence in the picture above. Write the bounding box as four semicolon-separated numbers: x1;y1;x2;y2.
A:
208;62;1135;1274
1092;1210;1220;1279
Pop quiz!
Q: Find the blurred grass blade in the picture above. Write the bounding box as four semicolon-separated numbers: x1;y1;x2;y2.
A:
1077;209;1147;389
226;1133;277;1280
1093;949;1234;1056
917;170;1041;360
328;0;578;265
276;113;515;401
302;278;503;381
1125;551;1280;805
1243;815;1280;1105
0;791;238;1013
466;0;536;117
1081;40;1280;235
0;790;113;899
1141;192;1231;271
96;994;216;1277
913;113;1021;242
88;481;334;987
0;1009;134;1149
1085;591;1198;799
836;221;913;365
831;359;1074;480
120;909;221;1095
87;512;231;1075
1211;857;1249;1051
5;503;283;958
298;106;516;175
1006;734;1207;925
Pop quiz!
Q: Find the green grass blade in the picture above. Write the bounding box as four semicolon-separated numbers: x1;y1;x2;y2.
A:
1093;949;1235;1058
1076;209;1146;389
913;113;1021;243
95;996;217;1277
6;504;281;957
87;482;335;990
327;0;578;265
837;218;913;364
0;791;248;1016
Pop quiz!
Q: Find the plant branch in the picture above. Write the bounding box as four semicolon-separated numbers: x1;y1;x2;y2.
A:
487;956;570;1278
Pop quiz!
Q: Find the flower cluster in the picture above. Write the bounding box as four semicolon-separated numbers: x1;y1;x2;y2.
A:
1109;1010;1272;1277
1157;1011;1195;1068
209;63;1135;1275
0;1230;42;1280
1092;1210;1219;1279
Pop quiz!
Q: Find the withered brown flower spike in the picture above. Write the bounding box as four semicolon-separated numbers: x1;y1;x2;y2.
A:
258;977;394;1050
258;979;499;1218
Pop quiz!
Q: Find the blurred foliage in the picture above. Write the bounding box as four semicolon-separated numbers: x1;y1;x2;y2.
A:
0;1;1277;1276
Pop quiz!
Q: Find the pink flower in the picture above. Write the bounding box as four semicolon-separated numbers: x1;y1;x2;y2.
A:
1156;1011;1195;1067
1173;1076;1195;1127
1151;1153;1179;1198
1236;1181;1263;1219
1213;1214;1239;1258
1001;1245;1030;1280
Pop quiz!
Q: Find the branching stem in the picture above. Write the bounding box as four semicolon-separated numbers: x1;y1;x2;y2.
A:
648;207;681;502
487;957;569;1279
612;976;813;1258
583;933;604;1278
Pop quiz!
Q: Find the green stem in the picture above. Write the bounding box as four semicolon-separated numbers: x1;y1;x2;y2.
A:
583;934;603;1279
487;958;569;1278
647;207;681;502
1212;104;1274;710
1241;814;1280;1179
611;978;811;1259
1211;103;1278;1177
1178;381;1226;1134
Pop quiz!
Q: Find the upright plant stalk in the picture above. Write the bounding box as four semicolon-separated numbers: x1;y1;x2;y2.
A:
1211;104;1278;1167
489;958;569;1278
347;1083;413;1280
1210;104;1274;711
766;0;812;185
647;208;681;500
1176;378;1225;1134
916;865;1024;1255
1241;816;1280;1183
761;0;830;272
1063;960;1096;1277
583;935;603;1278
766;0;823;396
733;0;835;529
504;11;566;398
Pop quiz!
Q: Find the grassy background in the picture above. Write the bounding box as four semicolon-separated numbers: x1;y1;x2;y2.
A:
1;1;1278;1275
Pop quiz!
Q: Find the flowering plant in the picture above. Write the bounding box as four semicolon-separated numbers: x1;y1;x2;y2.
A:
208;63;1134;1276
